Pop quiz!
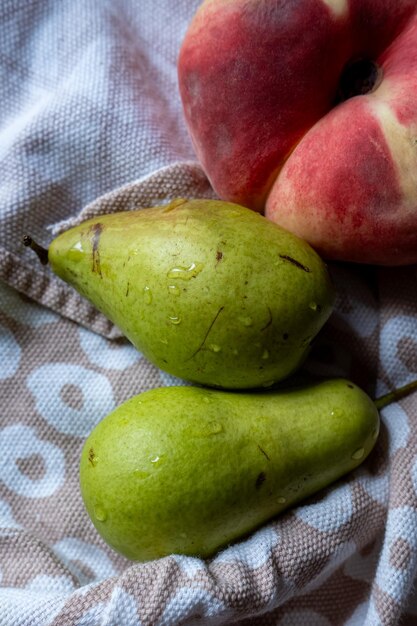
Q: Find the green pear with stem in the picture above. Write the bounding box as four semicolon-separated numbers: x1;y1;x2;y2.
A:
24;199;334;389
79;377;416;562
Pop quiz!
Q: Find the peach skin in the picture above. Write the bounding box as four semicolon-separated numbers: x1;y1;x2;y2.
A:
178;0;417;265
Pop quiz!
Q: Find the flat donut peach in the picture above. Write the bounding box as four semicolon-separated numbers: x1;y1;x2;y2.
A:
178;0;417;265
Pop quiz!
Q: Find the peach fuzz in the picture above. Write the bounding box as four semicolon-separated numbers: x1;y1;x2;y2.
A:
178;0;417;265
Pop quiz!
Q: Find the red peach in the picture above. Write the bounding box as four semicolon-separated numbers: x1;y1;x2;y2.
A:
178;0;417;265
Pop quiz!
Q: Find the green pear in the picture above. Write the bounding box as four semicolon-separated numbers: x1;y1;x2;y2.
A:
47;199;334;388
79;379;379;561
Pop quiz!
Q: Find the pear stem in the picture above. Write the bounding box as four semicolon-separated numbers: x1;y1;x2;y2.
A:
22;235;49;265
374;379;417;410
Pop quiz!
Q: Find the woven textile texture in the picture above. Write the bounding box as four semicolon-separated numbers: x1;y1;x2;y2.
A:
1;1;417;625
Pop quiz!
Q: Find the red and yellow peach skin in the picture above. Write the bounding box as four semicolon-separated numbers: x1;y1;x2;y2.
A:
178;0;417;265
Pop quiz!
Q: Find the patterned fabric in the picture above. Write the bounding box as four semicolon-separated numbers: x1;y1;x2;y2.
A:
1;1;417;625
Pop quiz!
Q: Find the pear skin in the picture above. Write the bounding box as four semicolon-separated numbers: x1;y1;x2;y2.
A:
79;379;379;561
49;199;334;388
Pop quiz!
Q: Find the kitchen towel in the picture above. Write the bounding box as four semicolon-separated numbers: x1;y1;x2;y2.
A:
1;1;416;625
